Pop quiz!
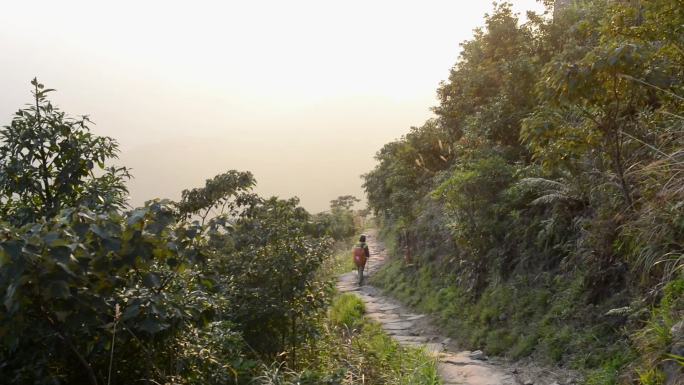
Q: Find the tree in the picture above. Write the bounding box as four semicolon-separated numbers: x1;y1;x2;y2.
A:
176;170;257;225
364;1;683;380
433;3;538;150
312;195;361;241
210;197;331;365
329;195;359;211
0;79;130;225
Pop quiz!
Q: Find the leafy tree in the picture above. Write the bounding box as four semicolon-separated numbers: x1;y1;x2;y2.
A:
210;197;332;366
311;195;361;241
329;195;359;211
0;79;130;225
176;170;257;224
433;3;539;150
364;1;683;381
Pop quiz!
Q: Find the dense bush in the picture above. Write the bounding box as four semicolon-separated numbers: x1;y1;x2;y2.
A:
0;82;359;384
364;1;683;383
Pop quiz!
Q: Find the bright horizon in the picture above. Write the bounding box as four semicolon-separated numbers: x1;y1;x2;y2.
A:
0;0;546;213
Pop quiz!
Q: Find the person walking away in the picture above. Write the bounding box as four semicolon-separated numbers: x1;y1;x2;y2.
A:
352;235;370;285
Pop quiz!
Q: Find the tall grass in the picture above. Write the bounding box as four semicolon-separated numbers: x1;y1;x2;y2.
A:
282;292;441;385
329;294;365;330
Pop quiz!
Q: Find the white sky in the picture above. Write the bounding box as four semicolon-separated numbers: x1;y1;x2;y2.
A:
0;0;546;213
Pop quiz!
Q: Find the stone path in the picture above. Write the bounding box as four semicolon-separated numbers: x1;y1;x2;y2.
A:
337;231;575;385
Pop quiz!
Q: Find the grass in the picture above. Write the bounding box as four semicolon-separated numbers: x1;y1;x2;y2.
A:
352;322;441;385
371;248;684;385
628;277;684;385
292;292;442;385
328;293;365;330
370;258;649;382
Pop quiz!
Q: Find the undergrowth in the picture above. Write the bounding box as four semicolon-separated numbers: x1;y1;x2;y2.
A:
371;256;684;384
275;293;442;385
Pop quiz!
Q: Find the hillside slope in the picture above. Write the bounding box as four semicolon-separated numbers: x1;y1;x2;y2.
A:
363;2;683;384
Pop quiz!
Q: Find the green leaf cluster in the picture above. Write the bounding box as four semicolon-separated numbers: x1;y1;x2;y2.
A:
0;78;130;225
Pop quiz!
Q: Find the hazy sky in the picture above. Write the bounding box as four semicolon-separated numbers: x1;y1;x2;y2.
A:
1;0;545;213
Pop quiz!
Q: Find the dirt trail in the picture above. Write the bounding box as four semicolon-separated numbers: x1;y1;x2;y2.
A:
337;230;577;385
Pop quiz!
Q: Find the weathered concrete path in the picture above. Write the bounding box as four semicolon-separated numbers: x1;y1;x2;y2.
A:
337;231;574;385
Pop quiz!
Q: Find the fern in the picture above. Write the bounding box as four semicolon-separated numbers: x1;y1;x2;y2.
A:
518;177;583;207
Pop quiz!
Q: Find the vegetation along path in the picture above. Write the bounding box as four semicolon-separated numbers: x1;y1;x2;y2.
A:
337;230;577;385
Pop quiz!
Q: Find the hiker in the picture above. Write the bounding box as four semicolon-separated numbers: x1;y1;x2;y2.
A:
352;235;370;285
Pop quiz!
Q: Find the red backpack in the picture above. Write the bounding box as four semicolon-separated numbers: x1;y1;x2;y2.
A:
352;244;367;267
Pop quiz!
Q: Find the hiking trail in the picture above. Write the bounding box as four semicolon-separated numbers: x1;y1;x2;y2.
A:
337;230;578;385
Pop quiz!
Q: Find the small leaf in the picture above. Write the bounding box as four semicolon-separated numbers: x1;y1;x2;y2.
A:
4;283;18;311
121;303;140;321
142;272;161;288
78;212;95;221
138;317;169;334
48;281;71;299
127;209;147;227
56;261;77;277
90;224;109;239
0;249;9;268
